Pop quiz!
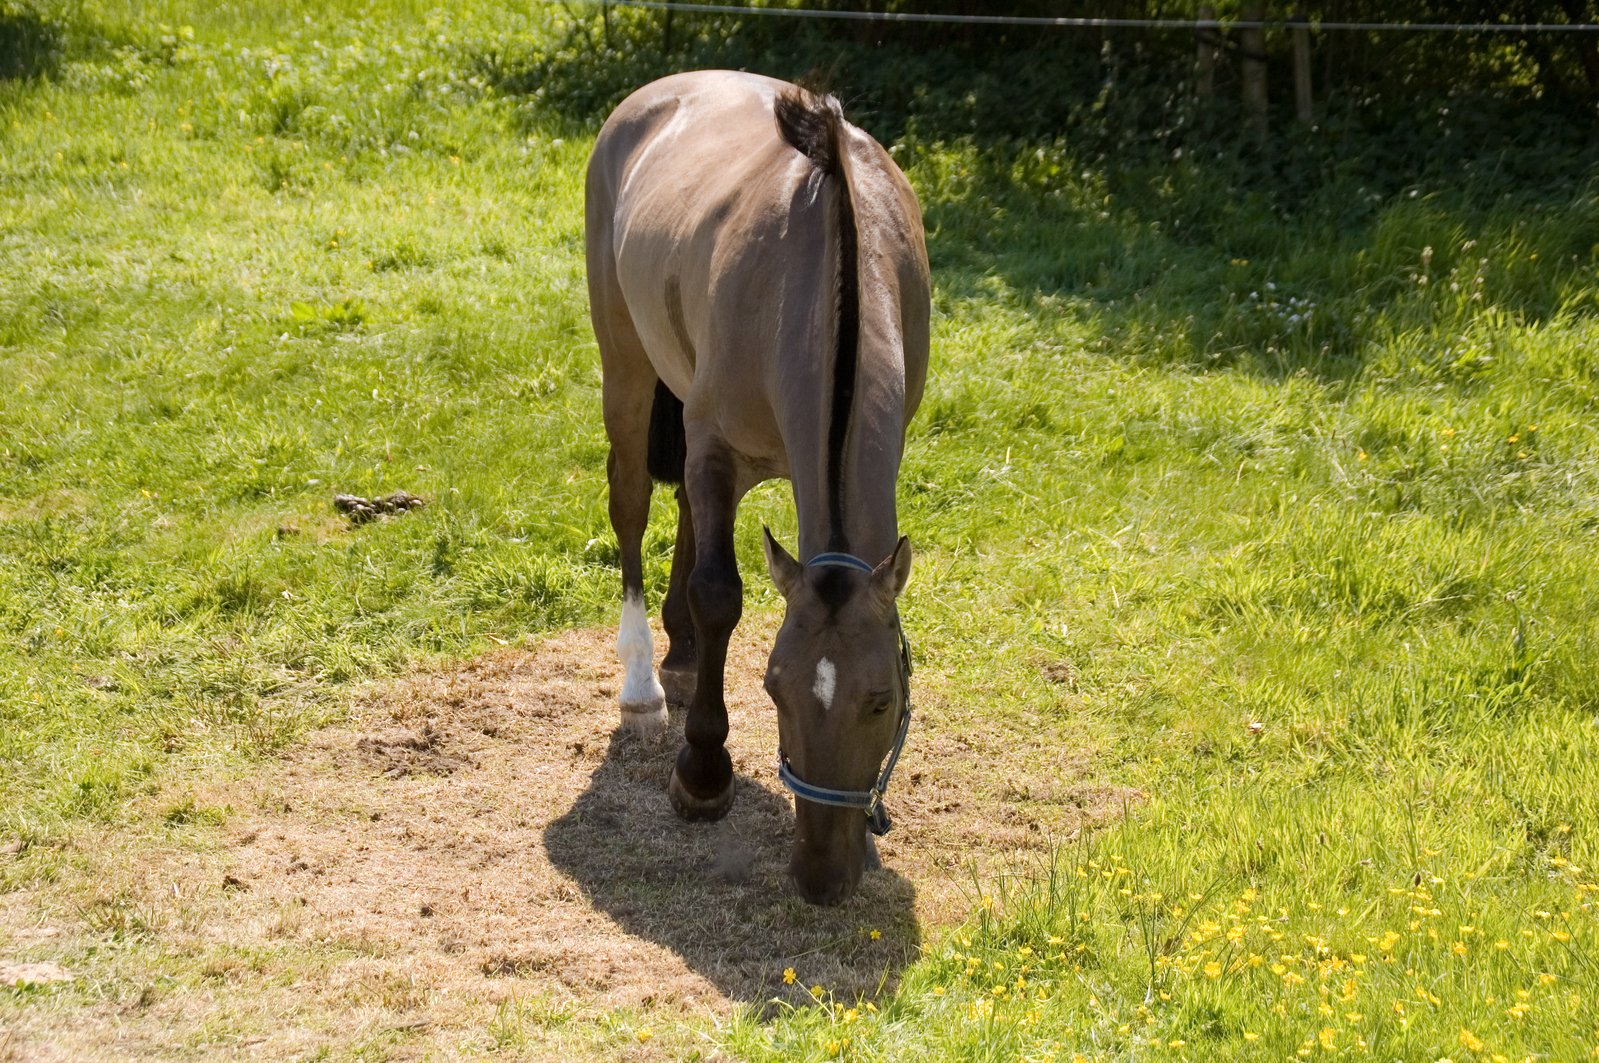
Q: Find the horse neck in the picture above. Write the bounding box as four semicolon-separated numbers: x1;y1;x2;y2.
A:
791;343;907;566
787;151;910;568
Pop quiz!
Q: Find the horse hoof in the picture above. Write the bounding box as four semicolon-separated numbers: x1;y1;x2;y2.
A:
620;699;669;738
668;768;734;822
659;665;696;707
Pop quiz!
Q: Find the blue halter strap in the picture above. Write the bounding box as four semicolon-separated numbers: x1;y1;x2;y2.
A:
775;551;914;837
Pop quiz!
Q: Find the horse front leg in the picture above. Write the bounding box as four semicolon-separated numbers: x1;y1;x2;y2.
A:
667;447;740;821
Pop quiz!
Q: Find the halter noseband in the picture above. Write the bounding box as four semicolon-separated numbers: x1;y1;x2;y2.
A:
775;551;914;837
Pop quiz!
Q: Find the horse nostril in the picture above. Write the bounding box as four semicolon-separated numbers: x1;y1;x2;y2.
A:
798;874;852;907
793;861;860;906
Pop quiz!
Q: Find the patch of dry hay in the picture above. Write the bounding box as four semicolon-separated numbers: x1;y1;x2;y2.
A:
0;619;1135;1059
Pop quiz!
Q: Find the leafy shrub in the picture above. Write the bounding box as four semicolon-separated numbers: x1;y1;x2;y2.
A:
0;1;61;80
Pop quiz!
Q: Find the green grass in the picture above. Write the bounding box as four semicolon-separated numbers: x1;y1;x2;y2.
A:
3;1;1598;1059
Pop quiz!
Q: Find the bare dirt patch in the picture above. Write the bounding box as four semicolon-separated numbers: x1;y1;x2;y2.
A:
1;618;1134;1059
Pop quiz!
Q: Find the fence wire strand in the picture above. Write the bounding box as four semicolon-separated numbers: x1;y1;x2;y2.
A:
548;0;1599;33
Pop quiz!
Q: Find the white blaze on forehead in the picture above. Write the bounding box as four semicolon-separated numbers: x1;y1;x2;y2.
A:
813;657;837;713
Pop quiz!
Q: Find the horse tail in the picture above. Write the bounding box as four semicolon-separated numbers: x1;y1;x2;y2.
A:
647;379;686;483
775;87;860;551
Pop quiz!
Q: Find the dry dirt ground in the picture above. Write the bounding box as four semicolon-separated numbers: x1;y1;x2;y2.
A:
0;618;1135;1061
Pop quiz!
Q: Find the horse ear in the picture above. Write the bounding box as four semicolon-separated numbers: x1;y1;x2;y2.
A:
870;535;913;613
763;526;802;599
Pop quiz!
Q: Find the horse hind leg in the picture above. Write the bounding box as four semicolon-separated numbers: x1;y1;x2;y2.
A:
659;485;698;706
600;356;668;737
610;449;668;735
643;380;697;706
616;583;667;736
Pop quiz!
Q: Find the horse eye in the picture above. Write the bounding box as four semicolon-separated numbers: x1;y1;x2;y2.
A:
868;693;893;714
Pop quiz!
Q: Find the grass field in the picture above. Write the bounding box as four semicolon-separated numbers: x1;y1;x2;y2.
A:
3;1;1599;1059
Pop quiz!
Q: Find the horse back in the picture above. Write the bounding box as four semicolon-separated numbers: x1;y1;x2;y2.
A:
587;71;929;471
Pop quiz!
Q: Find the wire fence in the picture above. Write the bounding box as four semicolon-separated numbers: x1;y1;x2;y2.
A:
550;0;1599;34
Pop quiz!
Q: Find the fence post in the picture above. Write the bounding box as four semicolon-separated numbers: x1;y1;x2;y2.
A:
1241;1;1268;141
1291;12;1313;124
1196;4;1218;103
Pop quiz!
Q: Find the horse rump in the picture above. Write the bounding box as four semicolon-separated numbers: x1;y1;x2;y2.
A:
774;87;846;177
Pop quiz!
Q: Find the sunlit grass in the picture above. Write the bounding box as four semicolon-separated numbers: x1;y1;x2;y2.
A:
2;0;1597;1058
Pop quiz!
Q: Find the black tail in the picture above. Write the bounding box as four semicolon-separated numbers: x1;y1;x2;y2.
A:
775;88;860;552
647;379;686;484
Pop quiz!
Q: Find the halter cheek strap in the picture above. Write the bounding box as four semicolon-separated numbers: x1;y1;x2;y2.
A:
775;551;914;837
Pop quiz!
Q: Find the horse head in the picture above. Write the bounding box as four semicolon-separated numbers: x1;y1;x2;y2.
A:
762;529;913;905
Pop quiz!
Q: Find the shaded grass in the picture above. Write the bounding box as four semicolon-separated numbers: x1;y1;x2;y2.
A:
1;0;1598;1058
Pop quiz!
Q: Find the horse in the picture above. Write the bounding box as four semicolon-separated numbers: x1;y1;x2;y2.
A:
585;71;930;906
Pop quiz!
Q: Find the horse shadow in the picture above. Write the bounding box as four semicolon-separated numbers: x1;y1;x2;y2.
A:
543;712;921;1008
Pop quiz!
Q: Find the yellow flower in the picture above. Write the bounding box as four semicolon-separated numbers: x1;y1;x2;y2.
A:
1204;961;1223;979
870;928;882;941
1459;1028;1486;1053
783;967;796;985
810;984;825;1000
635;1029;652;1043
1244;1032;1260;1042
1319;1027;1337;1050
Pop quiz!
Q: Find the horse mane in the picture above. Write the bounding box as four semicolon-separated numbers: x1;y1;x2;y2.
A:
775;88;860;557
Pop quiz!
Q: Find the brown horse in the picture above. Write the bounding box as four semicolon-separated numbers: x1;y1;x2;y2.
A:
585;71;930;905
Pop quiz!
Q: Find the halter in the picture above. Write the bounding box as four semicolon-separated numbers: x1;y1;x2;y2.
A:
776;551;914;836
